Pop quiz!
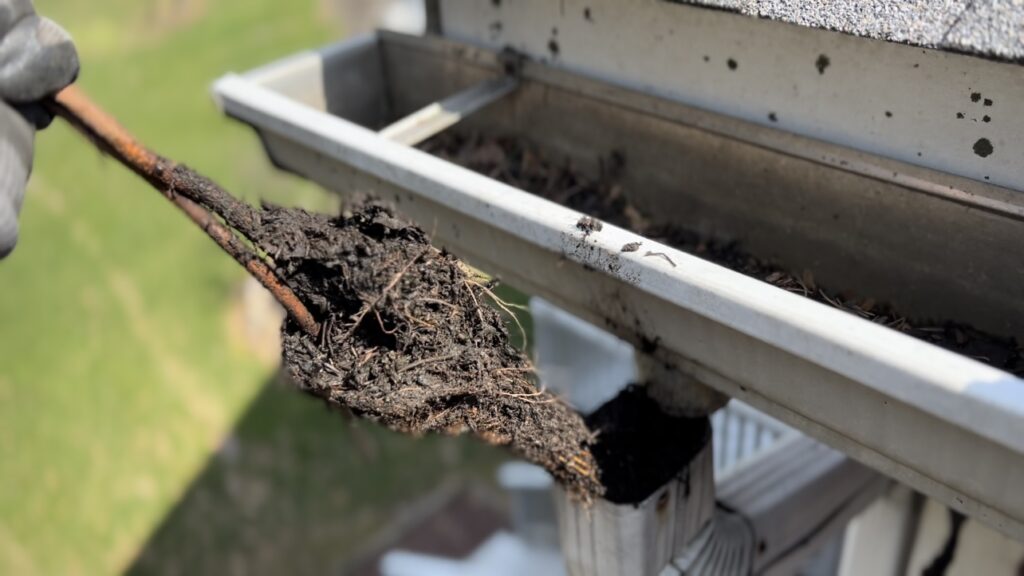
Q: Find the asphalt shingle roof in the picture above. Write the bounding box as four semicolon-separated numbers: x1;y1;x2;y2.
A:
681;0;1024;61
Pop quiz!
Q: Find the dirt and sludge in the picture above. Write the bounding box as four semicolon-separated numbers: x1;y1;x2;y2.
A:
587;385;710;504
421;132;1023;377
252;201;706;505
246;202;606;499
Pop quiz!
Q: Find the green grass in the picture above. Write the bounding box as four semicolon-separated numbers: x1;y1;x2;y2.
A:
126;379;504;576
0;2;507;574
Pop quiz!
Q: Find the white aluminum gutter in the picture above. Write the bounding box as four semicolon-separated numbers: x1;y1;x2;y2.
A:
212;39;1024;539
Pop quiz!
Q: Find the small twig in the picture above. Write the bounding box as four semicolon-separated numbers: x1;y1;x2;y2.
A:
818;289;844;309
399;353;458;374
340;246;432;342
471;280;529;349
495;389;547;398
46;86;320;337
495;384;557;404
418;297;460;311
357;348;379;368
492;366;534;375
463;281;487;325
559;453;597;479
323;317;336;356
373;308;400;335
643;251;677;268
402;302;437;329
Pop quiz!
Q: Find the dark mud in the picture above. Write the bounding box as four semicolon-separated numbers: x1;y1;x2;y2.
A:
249;203;602;500
587;385;710;504
422;133;1023;377
576;216;603;235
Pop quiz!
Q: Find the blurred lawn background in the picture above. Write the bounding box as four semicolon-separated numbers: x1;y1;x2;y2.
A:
0;1;510;574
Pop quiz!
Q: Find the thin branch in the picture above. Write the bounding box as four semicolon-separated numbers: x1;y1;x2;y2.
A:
46;86;319;337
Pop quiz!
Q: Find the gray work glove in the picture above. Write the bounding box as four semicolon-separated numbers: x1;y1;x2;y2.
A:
0;0;78;258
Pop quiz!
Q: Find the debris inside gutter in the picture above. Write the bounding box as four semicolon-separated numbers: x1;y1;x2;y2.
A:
421;132;1023;377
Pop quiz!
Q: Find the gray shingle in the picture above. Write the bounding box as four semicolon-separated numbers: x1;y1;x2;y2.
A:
677;0;1024;61
945;0;1024;59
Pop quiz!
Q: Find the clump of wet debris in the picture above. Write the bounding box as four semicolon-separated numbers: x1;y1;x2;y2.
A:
422;133;1023;376
249;202;602;500
587;385;709;504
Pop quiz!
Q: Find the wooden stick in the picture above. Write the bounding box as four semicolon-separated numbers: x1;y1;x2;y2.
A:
46;85;320;337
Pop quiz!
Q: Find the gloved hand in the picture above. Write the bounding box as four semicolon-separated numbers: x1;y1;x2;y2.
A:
0;0;78;258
